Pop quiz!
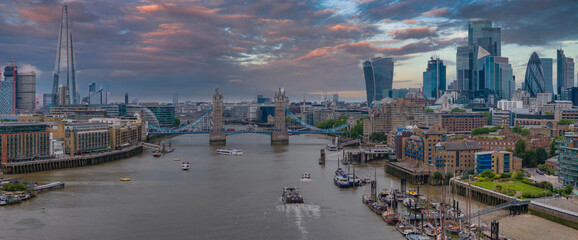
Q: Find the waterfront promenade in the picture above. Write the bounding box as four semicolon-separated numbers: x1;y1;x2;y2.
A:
1;145;143;174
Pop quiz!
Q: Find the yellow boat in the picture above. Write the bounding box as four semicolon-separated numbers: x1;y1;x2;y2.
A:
173;158;181;161
120;178;131;181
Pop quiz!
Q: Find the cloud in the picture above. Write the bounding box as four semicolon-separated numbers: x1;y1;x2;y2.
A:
389;27;438;40
421;8;450;17
19;64;43;77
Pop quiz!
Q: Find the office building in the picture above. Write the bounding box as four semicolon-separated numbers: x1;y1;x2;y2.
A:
557;49;575;95
173;93;178;106
422;57;446;99
363;98;425;138
363;57;394;106
524;52;545;97
0;63;15;114
145;105;175;128
572;87;578;107
476;52;514;101
383;89;409;99
125;93;129;105
51;4;79;105
456;20;501;97
14;71;36;112
431;141;483;174
541;58;554;94
0;122;51;163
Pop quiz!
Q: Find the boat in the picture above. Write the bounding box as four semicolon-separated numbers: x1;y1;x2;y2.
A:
423;222;440;237
301;172;311;179
445;220;460;235
362;193;373;204
333;175;351;188
153;151;161;157
282;187;304;204
215;149;243;155
182;162;190;170
325;144;338;151
368;201;388;215
407;188;419;197
406;232;430;240
120;178;131;181
396;220;417;236
378;190;394;205
381;209;400;224
173;158;181;161
335;168;347;177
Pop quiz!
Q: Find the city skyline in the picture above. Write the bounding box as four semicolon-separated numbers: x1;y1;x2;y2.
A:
0;0;577;102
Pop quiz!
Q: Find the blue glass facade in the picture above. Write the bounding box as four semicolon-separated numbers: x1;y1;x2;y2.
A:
363;57;393;106
422;58;446;99
541;58;554;95
477;55;514;101
475;152;492;173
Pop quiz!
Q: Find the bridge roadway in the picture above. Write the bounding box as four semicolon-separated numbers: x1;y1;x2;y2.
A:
148;130;344;135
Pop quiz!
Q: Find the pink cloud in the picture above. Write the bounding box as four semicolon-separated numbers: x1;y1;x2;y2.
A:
421;8;450;17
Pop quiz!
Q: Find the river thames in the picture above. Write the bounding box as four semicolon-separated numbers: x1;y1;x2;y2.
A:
1;133;457;240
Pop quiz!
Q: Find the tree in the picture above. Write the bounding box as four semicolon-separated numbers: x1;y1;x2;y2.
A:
558;119;575;125
521;129;531;136
480;169;495;178
370;132;387;143
522;149;537;167
471;127;490;136
544;111;553;115
426;108;434;113
564;184;574;195
512;126;522;133
550;139;557;157
286;116;298;124
489;126;503;132
482;111;492;125
173;117;181;127
515;139;526;156
433;171;443;180
452;107;466;112
536;147;548;164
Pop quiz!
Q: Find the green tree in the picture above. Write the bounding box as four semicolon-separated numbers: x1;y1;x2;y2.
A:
523;149;537;167
433;171;443;180
452;107;466;112
549;139;557;157
426;108;434;113
558;119;575;125
286;116;299;124
480;169;495;178
536;147;548;164
564;184;574;195
471;127;490;136
482;111;492;125
544;111;553;115
489;126;503;132
512;126;522;133
173;117;181;127
370;132;387;143
515;139;526;156
521;129;530;136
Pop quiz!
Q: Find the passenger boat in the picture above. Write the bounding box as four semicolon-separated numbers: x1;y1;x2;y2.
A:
406;232;430;240
282;187;304;204
301;172;311;179
381;209;400;224
153;151;161;157
396;220;417;236
182;162;190;170
215;149;243;155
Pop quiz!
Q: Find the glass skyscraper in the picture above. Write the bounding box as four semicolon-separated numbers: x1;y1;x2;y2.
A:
51;4;78;106
422;57;446;99
477;54;514;102
457;20;501;98
363;57;394;106
541;58;554;94
557;49;575;95
524;52;545;97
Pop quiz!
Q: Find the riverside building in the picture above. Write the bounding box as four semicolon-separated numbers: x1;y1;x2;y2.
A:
557;134;578;187
0;122;51;164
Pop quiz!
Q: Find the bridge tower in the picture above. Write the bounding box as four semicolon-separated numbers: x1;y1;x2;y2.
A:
271;88;289;144
210;89;226;144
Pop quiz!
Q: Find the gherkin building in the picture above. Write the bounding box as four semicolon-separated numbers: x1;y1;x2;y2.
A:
524;52;545;97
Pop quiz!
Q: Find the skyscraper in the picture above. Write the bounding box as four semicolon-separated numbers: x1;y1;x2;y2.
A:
476;54;514;101
363;57;394;106
524;52;545;97
51;4;78;106
541;58;553;94
457;20;501;98
557;49;575;95
0;62;16;114
422;57;446;99
16;72;36;111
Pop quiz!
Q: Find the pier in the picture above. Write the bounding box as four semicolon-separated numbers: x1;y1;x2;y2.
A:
1;145;143;174
384;161;430;185
34;182;65;192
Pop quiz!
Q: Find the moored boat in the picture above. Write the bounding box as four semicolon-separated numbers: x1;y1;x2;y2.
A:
182;162;190;170
301;172;311;179
396;220;417;236
406;232;430;240
153;151;161;157
445;220;460;235
333;175;351;188
423;222;440;237
282;187;304;204
381;209;400;224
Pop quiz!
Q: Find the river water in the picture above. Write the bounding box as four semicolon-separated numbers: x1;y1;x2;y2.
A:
0;134;472;240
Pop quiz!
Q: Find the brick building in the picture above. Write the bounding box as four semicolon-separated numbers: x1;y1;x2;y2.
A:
440;113;486;134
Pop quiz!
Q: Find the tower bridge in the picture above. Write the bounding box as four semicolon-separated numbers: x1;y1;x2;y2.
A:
147;88;349;144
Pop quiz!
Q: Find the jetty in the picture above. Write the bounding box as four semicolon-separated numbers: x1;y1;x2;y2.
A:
34;182;65;192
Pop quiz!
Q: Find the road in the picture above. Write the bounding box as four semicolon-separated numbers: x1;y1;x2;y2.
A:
524;168;562;188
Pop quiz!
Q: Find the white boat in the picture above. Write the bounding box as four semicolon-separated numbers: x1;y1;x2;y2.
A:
215;149;243;155
182;162;190;170
302;172;311;179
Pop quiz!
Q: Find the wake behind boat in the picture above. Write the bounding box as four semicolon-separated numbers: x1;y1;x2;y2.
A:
215;149;243;155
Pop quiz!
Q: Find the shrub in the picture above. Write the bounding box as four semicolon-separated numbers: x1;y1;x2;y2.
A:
1;183;28;192
512;171;524;180
493;174;501;179
521;178;533;185
478;177;488;182
522;190;546;198
501;173;511;179
496;185;503;191
480;169;495;179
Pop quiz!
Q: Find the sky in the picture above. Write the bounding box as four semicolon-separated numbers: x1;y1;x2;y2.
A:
1;0;577;103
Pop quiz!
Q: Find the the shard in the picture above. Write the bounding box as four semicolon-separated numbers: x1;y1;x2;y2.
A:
50;4;78;106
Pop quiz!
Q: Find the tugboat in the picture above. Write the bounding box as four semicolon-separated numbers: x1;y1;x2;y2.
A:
301;172;311;179
153;151;161;157
282;187;304;204
181;162;190;170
